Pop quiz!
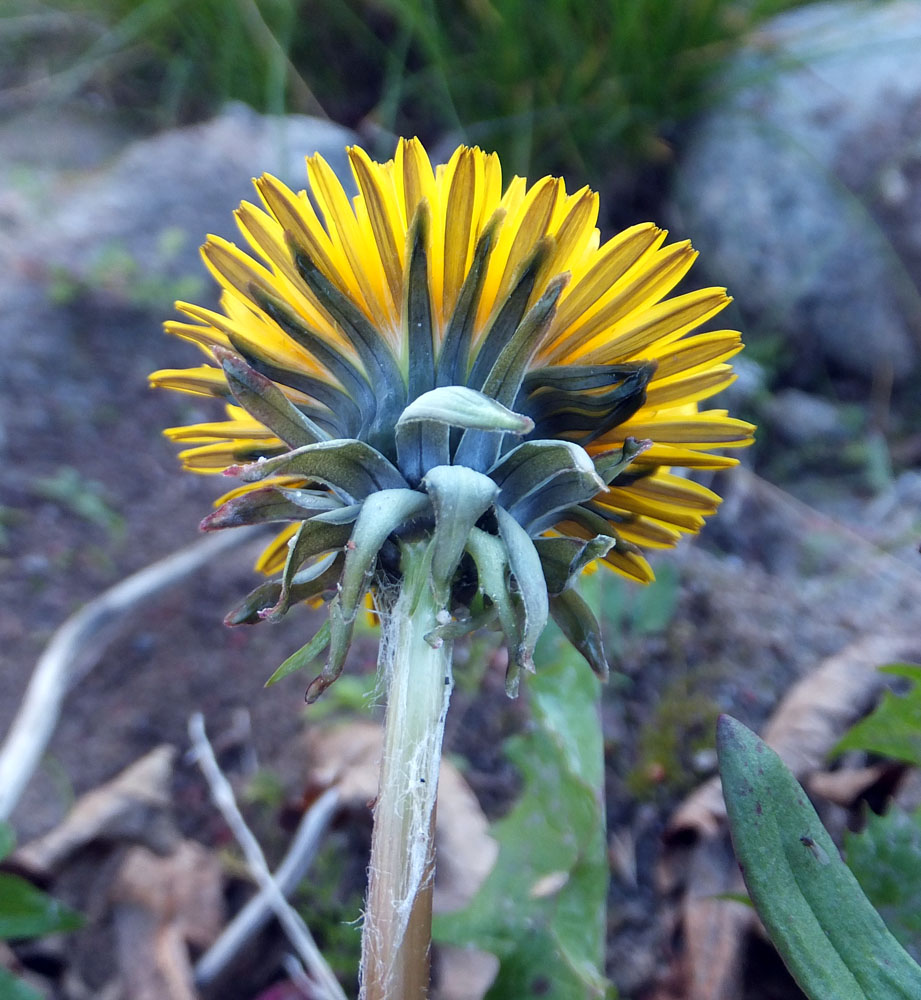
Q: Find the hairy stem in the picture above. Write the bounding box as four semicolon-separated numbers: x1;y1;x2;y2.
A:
360;541;454;1000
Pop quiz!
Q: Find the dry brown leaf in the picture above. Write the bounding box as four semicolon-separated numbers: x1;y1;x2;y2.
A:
13;745;178;876
110;839;224;1000
807;763;896;806
434;945;500;1000
681;834;750;1000
667;632;920;841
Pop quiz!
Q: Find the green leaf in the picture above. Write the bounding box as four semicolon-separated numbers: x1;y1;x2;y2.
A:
0;966;43;1000
478;274;567;409
455;259;562;471
534;536;614;595
250;284;376;424
592;436;653;485
395;385;532;486
549;587;608;679
230;439;407;502
834;664;921;767
846;806;921;963
226;335;363;438
265;621;332;687
288;237;406;428
495;505;549;672
434;625;609;999
0;873;82;940
261;516;353;621
464;527;523;695
717;714;921;1000
215;347;330;446
523;363;655;446
465;241;549;393
201;485;341;530
398;386;534;435
436;213;500;387
490;440;602;521
223;553;342;625
309;489;430;703
404;201;436;401
422;465;498;603
0;823;13;862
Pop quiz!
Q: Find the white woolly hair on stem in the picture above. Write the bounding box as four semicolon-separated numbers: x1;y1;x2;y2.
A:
360;540;455;1000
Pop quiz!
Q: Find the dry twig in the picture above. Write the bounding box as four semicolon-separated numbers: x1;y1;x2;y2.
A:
194;783;341;988
187;712;347;1000
0;527;264;821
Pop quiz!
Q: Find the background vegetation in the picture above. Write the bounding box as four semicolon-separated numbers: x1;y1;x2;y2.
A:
4;0;816;222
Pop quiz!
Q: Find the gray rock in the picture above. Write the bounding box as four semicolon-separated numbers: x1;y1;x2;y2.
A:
764;388;852;445
0;106;359;469
671;0;921;382
4;103;358;309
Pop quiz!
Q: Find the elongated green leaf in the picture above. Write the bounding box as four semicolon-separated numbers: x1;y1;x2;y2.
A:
490;440;600;511
201;486;341;530
466;241;549;392
522;361;654;394
465;527;524;695
525;363;655;445
227;338;363;438
309;489;430;703
834;664;921;767
535;536;614;595
422;465;498;603
265;621;332;687
395;386;532;486
480;274;567;409
215;347;330;446
0;873;82;939
516;469;607;535
261;517;352;621
404;202;436;400
434;626;609;999
288;238;406;424
436;213;500;387
250;284;375;422
593;436;653;485
548;587;608;679
310;504;362;526
495;505;548;672
394;419;449;487
229;439;407;502
337;490;430;617
718;715;921;1000
224;553;342;625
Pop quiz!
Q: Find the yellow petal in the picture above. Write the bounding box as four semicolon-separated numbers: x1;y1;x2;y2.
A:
149;365;228;397
255;523;300;574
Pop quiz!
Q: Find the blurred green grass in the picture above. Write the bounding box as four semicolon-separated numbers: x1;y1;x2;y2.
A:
5;0;816;207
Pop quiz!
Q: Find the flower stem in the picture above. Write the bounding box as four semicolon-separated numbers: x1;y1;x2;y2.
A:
360;541;454;1000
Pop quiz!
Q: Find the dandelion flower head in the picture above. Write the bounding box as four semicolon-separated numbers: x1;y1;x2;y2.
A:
151;139;754;696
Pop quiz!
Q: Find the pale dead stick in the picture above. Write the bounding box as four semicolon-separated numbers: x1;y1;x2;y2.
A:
194;780;342;988
0;526;265;821
188;712;348;1000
